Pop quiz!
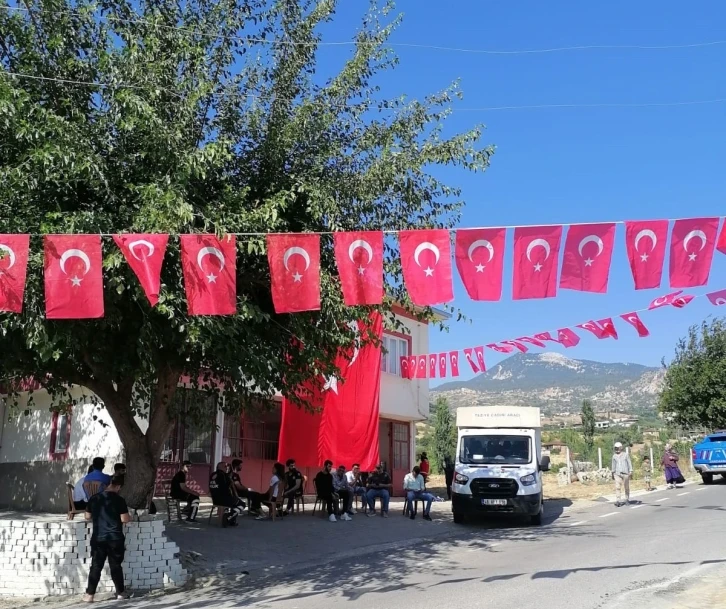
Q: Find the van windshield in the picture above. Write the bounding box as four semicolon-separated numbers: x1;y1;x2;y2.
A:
459;435;532;465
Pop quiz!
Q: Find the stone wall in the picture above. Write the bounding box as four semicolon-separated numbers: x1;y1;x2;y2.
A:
0;517;187;598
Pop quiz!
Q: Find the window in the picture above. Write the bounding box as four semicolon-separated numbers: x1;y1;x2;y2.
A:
392;422;410;470
459;435;532;465
381;334;410;376
49;411;72;461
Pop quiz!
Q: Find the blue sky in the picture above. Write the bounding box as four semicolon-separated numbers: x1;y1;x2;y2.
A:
317;1;726;383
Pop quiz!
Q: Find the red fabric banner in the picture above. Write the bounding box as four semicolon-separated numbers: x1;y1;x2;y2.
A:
672;294;695;308
534;331;560;344
517;336;547;348
428;354;437;378
596;318;618;339
557;328;580;348
455;227;506;301
267;234;321;313
415;355;428;379
463;348;479;373
333;231;384;305
399;229;453;305
707;289;726;306
512;225;563;300
620;312;650;337
278;390;323;469
408;355;417;377
577;321;607;339
474;346;486;372
0;234;30;313
669;217;719;288
44;235;104;319
400;356;411;379
113;234;168;307
718;223;726;256
649;290;683;309
624;219;669;290
438;353;448;377
180;234;236;316
501;340;528;353
560;223;616;293
449;351;460;377
487;342;514;354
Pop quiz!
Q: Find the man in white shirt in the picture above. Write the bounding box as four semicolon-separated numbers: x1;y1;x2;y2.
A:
73;465;95;510
345;464;366;512
403;466;435;521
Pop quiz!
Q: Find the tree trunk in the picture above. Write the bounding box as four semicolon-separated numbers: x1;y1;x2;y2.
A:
122;438;159;510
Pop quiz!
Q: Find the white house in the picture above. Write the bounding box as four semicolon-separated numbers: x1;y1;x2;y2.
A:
0;306;441;511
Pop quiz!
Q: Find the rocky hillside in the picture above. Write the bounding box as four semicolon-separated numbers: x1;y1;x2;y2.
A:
432;352;664;414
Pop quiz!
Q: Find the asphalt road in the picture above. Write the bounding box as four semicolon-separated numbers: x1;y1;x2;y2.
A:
84;480;726;609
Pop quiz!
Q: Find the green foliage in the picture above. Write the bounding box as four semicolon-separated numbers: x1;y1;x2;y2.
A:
659;319;726;429
580;399;595;451
429;396;456;473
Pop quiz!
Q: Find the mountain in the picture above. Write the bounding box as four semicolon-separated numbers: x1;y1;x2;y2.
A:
432;352;664;414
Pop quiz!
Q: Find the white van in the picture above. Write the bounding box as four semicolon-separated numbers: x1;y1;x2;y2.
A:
452;406;547;525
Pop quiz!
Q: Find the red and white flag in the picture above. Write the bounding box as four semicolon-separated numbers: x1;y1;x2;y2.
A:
620;312;650;337
267;234;321;313
428;354;438;378
669;217;719;288
517;336;547;348
624;220;669;290
408;356;417;377
672;294;695;308
649;290;683;310
113;234;168;307
534;331;560;344
718;223;726;256
577;321;606;339
474;346;486;372
455;227;506;301
415;355;428;379
501;340;528;353
560;223;616;293
512;225;563;300
487;342;514;354
596;318;618;339
44;235;104;319
463;348;479;373
333;231;384;305
438;353;448;378
449;351;460;377
557;328;581;348
399;356;410;379
707;289;726;306
180;235;237;316
0;234;30;313
399;229;453;305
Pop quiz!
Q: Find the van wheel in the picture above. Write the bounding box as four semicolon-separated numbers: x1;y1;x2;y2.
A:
530;506;543;526
453;512;465;524
702;473;714;485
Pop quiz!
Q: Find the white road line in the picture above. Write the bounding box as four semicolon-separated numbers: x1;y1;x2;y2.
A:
489;543;501;547
696;488;707;492
631;504;645;509
599;512;620;518
569;521;586;527
677;492;690;496
655;497;670;502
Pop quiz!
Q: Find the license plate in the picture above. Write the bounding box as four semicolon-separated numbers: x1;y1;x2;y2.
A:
481;499;507;506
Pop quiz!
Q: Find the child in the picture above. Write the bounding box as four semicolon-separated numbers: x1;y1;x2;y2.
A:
643;456;654;491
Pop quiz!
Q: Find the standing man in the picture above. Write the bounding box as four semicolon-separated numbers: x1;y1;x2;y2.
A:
209;461;244;527
403;465;435;521
170;460;200;522
443;456;455;501
611;442;633;507
83;474;131;602
345;464;367;512
230;459;263;515
283;459;304;514
314;460;338;522
366;463;392;517
332;465;353;520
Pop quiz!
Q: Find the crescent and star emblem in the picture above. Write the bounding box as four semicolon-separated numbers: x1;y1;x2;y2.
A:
577;235;604;267
283;246;311;283
197;246;226;284
467;239;494;273
128;239;155;261
59;249;92;287
323;321;361;395
634;229;657;262
348;239;373;276
526;239;551;272
683;229;707;262
0;244;16;277
715;298;726;306
414;242;440;277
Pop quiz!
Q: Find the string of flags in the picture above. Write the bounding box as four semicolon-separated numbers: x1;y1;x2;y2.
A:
399;288;726;380
0;215;724;318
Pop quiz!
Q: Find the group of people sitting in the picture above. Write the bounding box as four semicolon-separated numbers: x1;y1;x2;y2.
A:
72;457;126;510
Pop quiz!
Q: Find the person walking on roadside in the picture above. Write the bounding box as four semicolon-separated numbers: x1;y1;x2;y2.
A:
662;444;684;489
611;442;633;507
83;474;131;602
443;456;455;501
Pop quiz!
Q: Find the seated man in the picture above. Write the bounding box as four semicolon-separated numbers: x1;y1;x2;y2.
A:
283;459;304;515
230;459;263;515
85;457;112;494
314;460;338;523
209;461;244;527
73;465;95;510
403;465;435;521
332;465;353;520
170;461;200;522
345;464;367;511
113;463;126;476
366;463;392;517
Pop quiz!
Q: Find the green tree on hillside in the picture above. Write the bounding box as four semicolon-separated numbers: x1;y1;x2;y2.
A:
430;396;456;473
659;319;726;430
0;0;493;506
581;399;596;453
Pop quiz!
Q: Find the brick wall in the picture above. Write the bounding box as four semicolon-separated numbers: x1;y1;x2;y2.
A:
0;518;188;598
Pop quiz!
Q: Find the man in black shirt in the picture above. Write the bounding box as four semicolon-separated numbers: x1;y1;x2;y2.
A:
283;458;304;514
230;459;262;515
366;463;393;517
209;461;244;527
171;461;200;522
314;460;337;522
83;474;131;602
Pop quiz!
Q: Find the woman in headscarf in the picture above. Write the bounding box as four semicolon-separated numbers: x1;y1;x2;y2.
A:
662;444;684;489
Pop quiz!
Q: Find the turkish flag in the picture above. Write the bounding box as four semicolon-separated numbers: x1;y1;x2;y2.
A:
517;336;546;348
44;235;104;319
718;223;726;256
429;354;437;378
455;227;506;301
560;223;615;293
707;289;726;306
487;342;514;354
438;353;448;377
620;312;650;337
180;234;236;316
577;321;607;339
113;234;168;307
624;220;669;290
512;225;563;300
596;318;618;339
333;231;383;305
415;355;428;379
502;340;528;353
669;217;719;288
672;294;695;308
649;290;683;310
267;234;321;313
534;331;560;344
399;229;453;305
474;346;486;372
408;355;417;377
0;234;30;313
463;348;479;373
449;351;460;376
557;328;580;348
399;356;410;379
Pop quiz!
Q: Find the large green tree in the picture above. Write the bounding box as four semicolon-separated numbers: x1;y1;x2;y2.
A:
0;0;492;505
580;399;595;454
430;396;456;473
659;318;726;431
